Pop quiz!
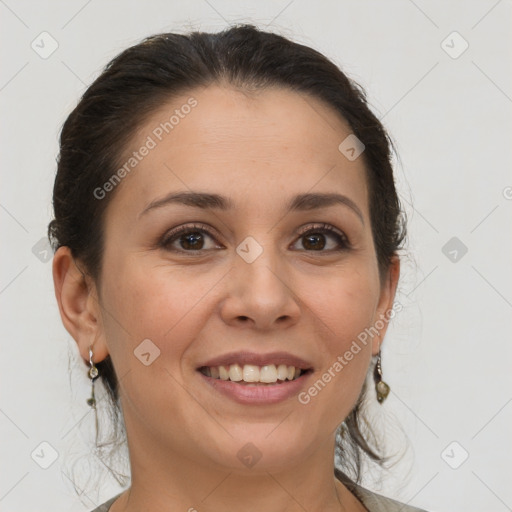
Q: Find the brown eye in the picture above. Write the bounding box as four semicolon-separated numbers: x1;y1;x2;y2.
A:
177;231;206;250
160;224;223;253
302;232;327;250
293;224;350;252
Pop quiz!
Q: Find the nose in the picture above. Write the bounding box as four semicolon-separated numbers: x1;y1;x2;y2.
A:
219;243;301;331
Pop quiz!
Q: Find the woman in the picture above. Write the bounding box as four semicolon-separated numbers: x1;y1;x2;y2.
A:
49;24;428;512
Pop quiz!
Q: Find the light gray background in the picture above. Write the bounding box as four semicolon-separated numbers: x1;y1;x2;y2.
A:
1;1;511;511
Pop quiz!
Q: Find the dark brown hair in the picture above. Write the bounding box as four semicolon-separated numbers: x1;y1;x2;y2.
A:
49;24;406;486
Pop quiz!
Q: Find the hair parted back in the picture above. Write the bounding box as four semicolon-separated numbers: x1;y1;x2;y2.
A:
48;23;406;487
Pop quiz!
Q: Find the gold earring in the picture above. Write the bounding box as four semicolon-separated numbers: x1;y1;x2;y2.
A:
86;345;100;445
373;350;390;404
87;345;99;407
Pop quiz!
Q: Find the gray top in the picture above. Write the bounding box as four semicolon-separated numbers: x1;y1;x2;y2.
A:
90;471;429;512
89;492;122;512
335;469;429;512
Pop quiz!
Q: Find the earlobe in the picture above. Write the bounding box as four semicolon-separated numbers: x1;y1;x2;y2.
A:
371;255;401;356
52;246;109;364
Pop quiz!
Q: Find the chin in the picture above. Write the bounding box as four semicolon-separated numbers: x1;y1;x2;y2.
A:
205;429;314;474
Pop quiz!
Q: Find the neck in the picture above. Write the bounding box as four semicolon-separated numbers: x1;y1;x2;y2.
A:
109;412;367;512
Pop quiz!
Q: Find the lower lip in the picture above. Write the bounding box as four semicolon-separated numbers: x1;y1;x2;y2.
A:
197;371;313;405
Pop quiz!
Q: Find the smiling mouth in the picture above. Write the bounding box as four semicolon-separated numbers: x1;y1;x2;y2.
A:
198;363;313;385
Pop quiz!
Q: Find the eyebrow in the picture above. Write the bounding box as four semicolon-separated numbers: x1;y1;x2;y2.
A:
139;191;364;224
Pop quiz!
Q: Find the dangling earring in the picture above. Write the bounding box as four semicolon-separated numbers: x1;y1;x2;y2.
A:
87;345;100;445
373;349;390;404
87;346;99;407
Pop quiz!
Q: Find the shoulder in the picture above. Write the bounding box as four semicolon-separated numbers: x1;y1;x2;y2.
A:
353;485;429;512
335;468;430;512
89;492;124;512
90;477;431;512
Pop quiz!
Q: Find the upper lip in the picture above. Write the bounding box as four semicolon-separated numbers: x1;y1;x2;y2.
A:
196;351;314;370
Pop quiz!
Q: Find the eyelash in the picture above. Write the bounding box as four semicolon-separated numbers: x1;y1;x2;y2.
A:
159;222;351;254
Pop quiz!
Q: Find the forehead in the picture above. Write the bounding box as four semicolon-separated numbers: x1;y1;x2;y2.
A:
108;85;369;217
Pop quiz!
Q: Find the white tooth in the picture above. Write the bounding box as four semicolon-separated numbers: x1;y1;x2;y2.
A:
209;363;300;383
243;365;260;382
228;364;243;381
219;365;229;380
259;364;278;383
276;364;288;381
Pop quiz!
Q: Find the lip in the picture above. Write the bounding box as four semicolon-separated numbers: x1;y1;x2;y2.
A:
196;350;314;371
197;369;314;405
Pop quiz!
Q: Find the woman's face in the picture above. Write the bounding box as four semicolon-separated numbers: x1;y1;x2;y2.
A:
77;85;398;473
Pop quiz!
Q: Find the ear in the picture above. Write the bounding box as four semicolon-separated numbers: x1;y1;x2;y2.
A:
371;255;401;356
52;246;109;365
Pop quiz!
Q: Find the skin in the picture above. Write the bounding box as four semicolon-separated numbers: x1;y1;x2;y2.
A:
53;85;400;512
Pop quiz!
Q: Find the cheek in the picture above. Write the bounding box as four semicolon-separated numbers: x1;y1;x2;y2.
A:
307;269;379;344
99;258;223;359
302;271;378;401
97;260;220;424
